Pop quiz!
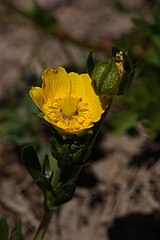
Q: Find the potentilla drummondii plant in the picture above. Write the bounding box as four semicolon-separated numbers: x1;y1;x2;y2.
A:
22;48;136;239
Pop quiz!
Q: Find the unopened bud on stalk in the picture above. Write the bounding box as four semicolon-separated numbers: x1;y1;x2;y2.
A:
91;48;135;96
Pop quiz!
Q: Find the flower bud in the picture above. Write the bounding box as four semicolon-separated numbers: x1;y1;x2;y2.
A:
92;48;135;96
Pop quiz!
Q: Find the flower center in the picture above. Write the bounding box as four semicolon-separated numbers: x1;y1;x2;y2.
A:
61;96;78;118
43;96;93;133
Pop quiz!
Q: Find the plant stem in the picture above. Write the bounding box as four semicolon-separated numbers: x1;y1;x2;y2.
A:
34;208;55;240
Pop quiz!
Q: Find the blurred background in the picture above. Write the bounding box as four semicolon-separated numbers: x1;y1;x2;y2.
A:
1;0;160;239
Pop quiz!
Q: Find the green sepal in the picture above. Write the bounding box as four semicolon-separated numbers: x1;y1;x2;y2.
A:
69;143;92;165
50;131;93;167
70;143;86;163
22;145;41;172
10;219;24;240
50;135;70;166
0;217;9;240
92;47;136;96
86;50;95;77
54;179;76;206
92;58;121;96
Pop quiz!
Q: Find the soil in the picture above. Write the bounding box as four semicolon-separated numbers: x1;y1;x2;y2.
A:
1;1;160;240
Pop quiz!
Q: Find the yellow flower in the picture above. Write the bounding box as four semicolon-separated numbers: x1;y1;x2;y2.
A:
29;67;104;134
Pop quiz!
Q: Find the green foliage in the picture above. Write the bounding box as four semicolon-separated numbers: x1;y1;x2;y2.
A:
132;18;152;36
111;1;160;137
112;69;160;137
50;129;93;166
22;146;55;208
10;220;24;240
0;92;39;145
0;217;24;240
22;145;41;172
21;145;76;208
0;217;9;240
0;103;33;145
0;86;54;163
111;109;138;134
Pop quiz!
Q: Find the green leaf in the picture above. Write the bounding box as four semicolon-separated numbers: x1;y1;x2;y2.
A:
54;179;76;206
10;220;24;240
21;146;56;208
27;168;52;191
92;48;135;96
0;217;9;240
22;145;41;172
92;59;121;96
86;51;95;77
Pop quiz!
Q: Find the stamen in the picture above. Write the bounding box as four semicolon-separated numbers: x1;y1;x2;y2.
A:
43;96;92;132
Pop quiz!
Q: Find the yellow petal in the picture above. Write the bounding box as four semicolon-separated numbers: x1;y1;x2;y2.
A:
42;67;70;99
79;73;93;100
91;102;104;122
68;72;86;98
29;86;44;110
80;73;104;122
